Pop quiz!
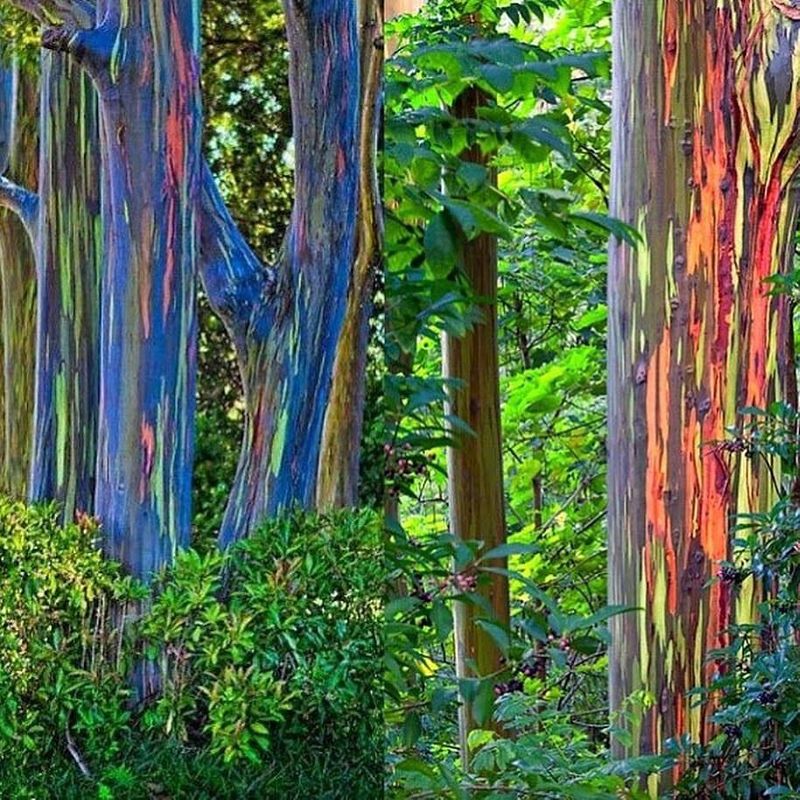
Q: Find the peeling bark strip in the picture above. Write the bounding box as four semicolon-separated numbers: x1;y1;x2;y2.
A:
0;65;37;498
608;0;800;788
29;51;102;521
201;0;377;546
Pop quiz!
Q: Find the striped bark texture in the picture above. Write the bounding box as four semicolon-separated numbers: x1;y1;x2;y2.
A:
39;0;203;580
29;51;102;520
608;0;800;788
0;65;37;499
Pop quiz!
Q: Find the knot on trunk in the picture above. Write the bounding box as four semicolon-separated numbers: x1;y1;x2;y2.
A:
41;24;76;54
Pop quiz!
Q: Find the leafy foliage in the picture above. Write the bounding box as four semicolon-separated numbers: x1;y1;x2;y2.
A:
0;505;382;799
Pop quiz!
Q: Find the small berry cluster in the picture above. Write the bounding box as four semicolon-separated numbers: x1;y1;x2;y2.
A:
717;437;749;455
452;572;478;593
722;723;741;739
717;565;743;585
518;656;547;679
411;584;434;603
494;678;524;697
410;571;478;604
384;443;431;497
547;633;571;651
757;686;779;706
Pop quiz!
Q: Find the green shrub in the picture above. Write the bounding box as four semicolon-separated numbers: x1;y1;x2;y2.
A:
0;501;141;766
0;503;383;799
141;509;383;776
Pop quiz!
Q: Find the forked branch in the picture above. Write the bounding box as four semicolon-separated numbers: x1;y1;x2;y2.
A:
0;176;39;246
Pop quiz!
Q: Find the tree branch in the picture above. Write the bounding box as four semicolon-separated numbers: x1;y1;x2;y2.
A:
11;0;94;28
199;164;277;346
0;176;39;246
12;0;113;75
40;23;113;75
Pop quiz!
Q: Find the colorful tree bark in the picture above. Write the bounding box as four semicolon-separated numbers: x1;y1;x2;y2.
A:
316;0;382;509
444;83;510;766
29;51;102;520
608;0;800;789
0;64;37;499
35;0;202;580
201;0;380;547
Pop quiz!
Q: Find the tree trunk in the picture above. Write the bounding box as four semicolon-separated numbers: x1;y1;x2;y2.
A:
608;0;800;788
201;0;379;547
444;84;510;767
316;0;382;510
30;51;102;519
40;0;202;579
0;64;37;498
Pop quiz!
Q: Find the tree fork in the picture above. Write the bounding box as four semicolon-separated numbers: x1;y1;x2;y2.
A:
200;0;376;546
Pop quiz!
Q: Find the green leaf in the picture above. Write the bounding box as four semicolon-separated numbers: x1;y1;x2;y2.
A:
475;619;510;655
423;212;459;275
471;679;496;727
570;211;640;245
479;63;515;93
481;542;542;560
402;712;422;747
456;162;488;191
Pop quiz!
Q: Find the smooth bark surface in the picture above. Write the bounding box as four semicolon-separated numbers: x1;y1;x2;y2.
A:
444;85;510;767
608;0;800;788
90;1;201;580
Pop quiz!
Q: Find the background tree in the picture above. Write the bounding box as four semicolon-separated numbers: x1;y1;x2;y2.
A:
29;49;101;519
444;79;510;764
608;0;800;784
384;1;619;790
0;62;36;497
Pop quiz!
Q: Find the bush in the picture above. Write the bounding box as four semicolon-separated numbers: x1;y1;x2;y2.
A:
0;503;382;799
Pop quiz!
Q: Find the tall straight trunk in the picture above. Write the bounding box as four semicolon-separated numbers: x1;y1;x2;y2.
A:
39;0;202;579
30;51;102;519
0;65;37;498
201;0;379;547
444;84;510;766
608;0;800;788
316;0;382;509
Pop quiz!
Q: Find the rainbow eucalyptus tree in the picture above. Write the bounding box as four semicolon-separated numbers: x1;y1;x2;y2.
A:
21;0;203;579
0;63;37;498
201;0;381;546
0;9;102;520
11;0;379;560
608;0;800;785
